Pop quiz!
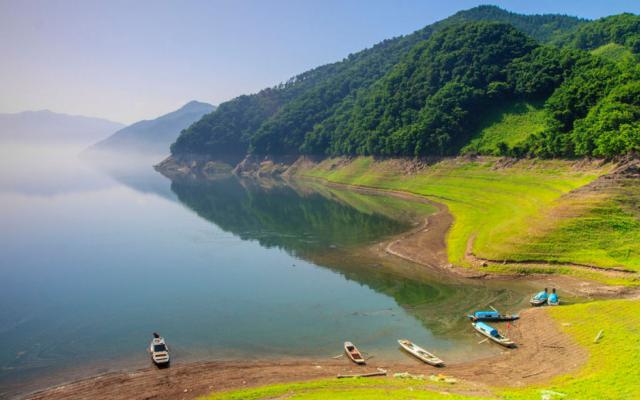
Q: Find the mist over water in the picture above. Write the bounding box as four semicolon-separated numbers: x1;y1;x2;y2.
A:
0;143;533;398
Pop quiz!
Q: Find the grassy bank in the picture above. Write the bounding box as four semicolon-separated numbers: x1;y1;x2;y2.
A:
201;299;640;400
298;157;605;267
489;177;640;272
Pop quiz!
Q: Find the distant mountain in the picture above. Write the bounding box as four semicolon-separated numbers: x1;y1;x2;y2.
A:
90;101;215;155
0;110;124;145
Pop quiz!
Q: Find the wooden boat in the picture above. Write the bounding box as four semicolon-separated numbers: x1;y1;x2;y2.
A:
344;341;366;365
472;322;515;348
467;310;519;322
397;339;445;367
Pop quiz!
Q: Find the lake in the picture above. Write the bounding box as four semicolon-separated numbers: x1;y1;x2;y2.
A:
0;144;536;397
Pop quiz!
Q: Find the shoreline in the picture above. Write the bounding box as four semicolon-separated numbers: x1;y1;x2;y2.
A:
23;308;585;400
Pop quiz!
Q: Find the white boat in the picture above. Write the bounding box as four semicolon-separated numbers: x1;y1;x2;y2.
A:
472;322;515;348
397;339;445;366
344;341;366;365
149;333;170;366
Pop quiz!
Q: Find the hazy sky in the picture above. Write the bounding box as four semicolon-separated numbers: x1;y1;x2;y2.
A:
1;0;639;124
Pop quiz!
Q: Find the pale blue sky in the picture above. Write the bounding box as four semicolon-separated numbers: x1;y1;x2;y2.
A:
1;0;639;124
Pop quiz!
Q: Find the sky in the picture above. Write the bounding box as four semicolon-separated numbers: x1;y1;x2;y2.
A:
1;0;639;124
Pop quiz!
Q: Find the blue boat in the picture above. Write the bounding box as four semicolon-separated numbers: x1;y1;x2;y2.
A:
530;289;549;306
472;322;515;348
466;310;519;322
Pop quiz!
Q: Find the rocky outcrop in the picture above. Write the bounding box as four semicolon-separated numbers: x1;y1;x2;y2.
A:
154;153;238;180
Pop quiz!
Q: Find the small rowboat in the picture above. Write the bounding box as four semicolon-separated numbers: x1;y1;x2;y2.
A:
530;291;548;306
530;296;547;306
472;322;515;348
344;341;366;365
398;339;445;367
467;310;519;322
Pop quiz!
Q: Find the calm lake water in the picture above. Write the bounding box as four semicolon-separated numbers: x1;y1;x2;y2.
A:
0;144;536;397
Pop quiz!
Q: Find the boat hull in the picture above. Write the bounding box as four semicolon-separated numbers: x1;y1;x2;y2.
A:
467;314;519;322
398;340;445;367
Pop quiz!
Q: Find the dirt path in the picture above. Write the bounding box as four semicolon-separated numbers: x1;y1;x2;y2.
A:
24;308;584;400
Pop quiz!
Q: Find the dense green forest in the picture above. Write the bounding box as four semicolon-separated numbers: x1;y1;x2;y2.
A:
171;6;640;160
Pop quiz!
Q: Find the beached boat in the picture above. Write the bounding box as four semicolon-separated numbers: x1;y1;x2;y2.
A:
397;339;445;366
467;310;519;322
472;322;515;348
530;297;547;306
149;332;170;366
344;341;366;365
530;290;549;306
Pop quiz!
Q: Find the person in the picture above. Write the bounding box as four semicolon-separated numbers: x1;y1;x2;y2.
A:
548;288;559;305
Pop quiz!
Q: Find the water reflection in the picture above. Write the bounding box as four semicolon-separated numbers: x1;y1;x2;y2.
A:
165;174;532;339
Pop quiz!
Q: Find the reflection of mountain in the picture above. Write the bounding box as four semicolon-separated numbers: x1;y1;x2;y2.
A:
170;176;412;255
85;156;177;202
168;176;530;336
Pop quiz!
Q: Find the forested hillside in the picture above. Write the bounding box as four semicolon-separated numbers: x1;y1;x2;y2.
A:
170;6;639;161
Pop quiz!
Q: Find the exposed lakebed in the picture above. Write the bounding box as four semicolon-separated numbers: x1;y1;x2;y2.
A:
1;146;539;397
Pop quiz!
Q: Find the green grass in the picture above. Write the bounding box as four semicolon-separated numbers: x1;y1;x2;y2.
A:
462;101;546;155
201;377;488;400
504;202;640;271
201;299;640;400
300;157;604;270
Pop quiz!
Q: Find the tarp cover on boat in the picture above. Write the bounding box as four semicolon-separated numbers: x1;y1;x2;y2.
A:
474;311;499;318
534;290;548;300
476;322;499;337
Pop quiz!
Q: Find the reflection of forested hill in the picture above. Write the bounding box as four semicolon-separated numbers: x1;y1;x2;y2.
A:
170;175;530;337
170;177;412;256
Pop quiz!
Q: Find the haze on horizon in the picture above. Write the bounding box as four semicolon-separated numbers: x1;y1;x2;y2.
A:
1;0;639;124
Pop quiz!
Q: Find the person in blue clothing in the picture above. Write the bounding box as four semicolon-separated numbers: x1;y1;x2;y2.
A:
548;288;559;305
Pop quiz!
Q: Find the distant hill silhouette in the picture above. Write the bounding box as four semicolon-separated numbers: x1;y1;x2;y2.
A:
90;101;215;155
0;110;124;145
